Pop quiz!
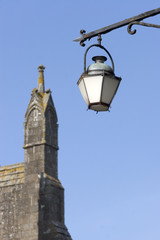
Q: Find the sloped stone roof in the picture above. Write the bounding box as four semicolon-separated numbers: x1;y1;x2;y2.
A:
0;163;24;187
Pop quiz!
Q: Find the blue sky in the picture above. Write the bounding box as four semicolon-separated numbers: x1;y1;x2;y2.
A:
1;1;160;240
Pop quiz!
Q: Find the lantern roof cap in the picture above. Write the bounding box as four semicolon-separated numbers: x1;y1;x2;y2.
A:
87;55;114;74
92;56;107;63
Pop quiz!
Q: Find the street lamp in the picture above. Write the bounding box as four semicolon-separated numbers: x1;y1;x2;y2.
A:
75;8;160;112
77;43;121;112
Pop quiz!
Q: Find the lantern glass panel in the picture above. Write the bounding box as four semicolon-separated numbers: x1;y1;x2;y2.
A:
101;75;120;104
83;75;103;104
78;79;89;106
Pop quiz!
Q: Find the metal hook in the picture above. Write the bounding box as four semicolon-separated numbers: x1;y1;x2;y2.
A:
97;34;102;45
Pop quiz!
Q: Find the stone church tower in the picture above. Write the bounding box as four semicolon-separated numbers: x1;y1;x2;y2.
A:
0;65;72;240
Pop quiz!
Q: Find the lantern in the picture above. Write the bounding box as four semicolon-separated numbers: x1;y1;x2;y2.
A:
77;44;121;112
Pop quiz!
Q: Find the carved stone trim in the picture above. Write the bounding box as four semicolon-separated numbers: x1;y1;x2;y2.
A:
23;141;59;150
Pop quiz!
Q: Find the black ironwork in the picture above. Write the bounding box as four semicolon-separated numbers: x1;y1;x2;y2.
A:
97;34;102;45
83;44;115;73
127;21;160;35
74;7;160;46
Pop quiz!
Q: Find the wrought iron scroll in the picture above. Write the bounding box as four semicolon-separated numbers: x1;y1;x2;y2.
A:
127;21;160;35
80;29;86;47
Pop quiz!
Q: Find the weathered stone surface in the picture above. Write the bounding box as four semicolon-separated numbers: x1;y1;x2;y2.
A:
0;163;24;187
0;66;72;240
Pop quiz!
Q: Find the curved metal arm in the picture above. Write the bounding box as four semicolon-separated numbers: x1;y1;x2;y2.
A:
127;21;160;35
74;8;160;46
84;44;115;73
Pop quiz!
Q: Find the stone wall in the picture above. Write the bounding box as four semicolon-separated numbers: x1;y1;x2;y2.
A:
0;164;71;240
0;164;25;240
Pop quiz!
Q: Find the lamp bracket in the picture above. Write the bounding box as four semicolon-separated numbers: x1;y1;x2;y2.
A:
127;21;160;35
74;8;160;46
83;44;115;73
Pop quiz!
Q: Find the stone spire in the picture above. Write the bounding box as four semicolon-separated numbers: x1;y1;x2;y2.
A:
0;66;72;240
22;66;72;239
38;65;45;93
